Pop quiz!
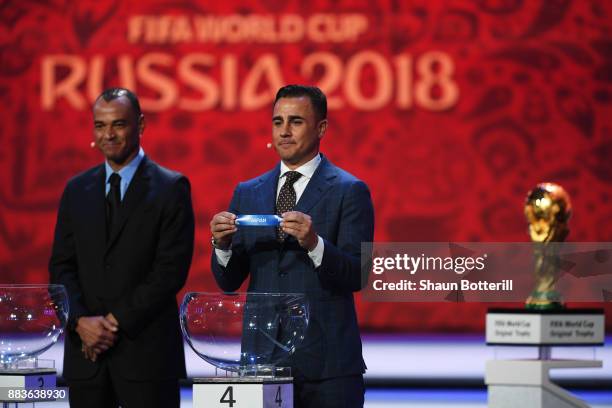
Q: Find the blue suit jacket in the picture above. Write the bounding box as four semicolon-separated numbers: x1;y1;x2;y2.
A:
211;155;374;380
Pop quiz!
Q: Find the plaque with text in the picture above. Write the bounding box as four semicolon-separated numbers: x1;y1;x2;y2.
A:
486;309;604;345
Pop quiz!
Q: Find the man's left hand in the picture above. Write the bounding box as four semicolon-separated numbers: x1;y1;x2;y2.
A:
280;211;318;251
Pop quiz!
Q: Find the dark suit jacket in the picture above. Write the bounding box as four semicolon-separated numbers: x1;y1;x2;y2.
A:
49;156;194;381
211;155;374;380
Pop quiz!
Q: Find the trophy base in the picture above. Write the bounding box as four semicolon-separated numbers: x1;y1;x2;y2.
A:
526;290;564;311
525;303;564;311
192;376;294;408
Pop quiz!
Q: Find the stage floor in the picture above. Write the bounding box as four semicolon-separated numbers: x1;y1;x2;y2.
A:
32;334;611;406
180;388;612;407
20;387;612;407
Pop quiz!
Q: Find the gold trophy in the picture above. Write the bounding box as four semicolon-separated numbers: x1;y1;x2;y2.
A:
524;182;572;310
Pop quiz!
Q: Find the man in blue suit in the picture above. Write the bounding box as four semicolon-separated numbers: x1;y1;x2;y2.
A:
210;85;374;407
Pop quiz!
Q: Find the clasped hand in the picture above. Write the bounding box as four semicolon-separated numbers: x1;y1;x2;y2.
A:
76;313;119;362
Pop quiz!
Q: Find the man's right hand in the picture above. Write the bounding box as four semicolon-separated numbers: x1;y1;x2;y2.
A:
210;211;237;249
75;316;118;355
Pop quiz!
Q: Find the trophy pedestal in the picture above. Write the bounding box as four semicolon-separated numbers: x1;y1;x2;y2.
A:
485;309;605;408
486;360;601;408
193;376;293;408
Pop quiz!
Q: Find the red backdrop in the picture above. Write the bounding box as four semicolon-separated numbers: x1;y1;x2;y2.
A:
1;0;611;332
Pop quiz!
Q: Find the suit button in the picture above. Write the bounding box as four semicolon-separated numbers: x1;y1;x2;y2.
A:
105;264;111;271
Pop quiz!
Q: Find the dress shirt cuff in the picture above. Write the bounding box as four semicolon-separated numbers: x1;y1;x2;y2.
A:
215;248;233;267
307;235;324;268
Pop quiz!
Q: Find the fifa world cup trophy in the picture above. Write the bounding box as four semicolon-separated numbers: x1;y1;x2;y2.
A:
524;183;572;310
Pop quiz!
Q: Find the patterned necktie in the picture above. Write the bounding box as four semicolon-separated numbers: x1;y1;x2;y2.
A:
106;173;122;240
276;171;302;241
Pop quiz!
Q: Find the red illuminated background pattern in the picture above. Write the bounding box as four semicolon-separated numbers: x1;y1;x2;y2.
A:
0;0;611;332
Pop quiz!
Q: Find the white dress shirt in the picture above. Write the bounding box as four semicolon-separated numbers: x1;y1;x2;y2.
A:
215;153;325;268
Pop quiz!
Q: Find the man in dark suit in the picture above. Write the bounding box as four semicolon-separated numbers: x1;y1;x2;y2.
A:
210;85;374;408
49;88;194;408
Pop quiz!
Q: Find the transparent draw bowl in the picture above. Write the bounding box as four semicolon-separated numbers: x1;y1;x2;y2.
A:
180;292;309;375
0;284;68;366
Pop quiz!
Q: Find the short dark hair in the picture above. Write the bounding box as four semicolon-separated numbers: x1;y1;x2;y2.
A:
274;85;327;122
95;88;142;118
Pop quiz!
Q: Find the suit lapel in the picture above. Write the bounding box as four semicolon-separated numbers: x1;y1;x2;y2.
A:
253;164;280;214
106;156;151;251
295;155;337;214
84;165;107;258
250;165;280;243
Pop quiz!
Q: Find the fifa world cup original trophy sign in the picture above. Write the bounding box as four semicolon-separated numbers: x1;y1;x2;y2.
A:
524;182;572;310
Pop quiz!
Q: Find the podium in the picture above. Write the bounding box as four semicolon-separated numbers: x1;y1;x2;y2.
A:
181;292;309;408
193;375;293;408
485;309;605;408
0;359;64;407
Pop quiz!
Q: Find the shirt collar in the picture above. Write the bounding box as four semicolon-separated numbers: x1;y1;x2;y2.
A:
105;147;145;185
279;153;321;180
